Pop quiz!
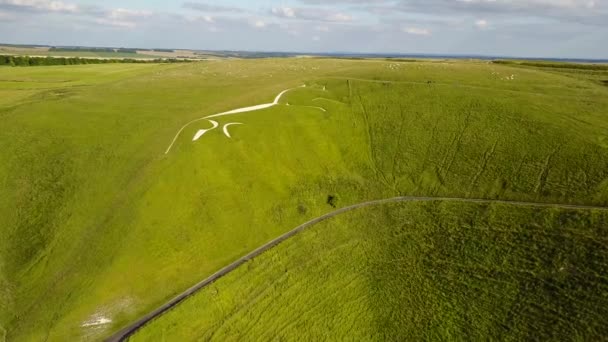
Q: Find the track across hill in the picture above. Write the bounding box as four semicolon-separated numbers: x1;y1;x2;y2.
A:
106;196;608;342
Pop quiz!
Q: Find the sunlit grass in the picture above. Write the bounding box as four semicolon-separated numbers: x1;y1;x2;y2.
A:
1;58;607;340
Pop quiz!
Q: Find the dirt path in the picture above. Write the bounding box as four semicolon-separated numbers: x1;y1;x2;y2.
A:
105;196;608;342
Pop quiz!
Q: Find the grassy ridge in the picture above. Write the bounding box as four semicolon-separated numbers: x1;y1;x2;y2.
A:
0;59;369;340
130;201;608;340
493;59;608;71
131;61;608;340
345;77;608;203
492;60;608;86
1;59;608;340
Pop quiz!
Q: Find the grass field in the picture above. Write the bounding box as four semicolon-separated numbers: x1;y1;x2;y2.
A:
1;58;608;341
130;201;608;341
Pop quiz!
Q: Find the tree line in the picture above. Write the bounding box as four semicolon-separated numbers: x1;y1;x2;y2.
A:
493;60;608;71
0;55;190;67
49;47;139;54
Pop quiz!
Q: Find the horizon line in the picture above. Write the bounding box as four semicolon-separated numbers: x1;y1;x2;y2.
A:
1;42;607;62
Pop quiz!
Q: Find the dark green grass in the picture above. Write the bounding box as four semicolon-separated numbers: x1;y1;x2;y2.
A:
344;78;608;204
130;201;608;341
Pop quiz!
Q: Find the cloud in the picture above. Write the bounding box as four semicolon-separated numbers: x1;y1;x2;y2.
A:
182;2;246;13
327;13;352;22
253;20;266;28
475;19;488;29
108;8;152;20
0;0;78;13
297;0;375;4
0;9;13;20
0;0;155;28
403;27;431;35
270;6;353;22
304;0;607;26
456;0;596;10
95;18;136;28
91;8;152;28
1;0;606;58
272;6;296;18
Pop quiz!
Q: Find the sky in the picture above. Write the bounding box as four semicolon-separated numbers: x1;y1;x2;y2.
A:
0;0;607;58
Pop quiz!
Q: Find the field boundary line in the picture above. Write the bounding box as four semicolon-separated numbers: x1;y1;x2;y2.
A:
105;196;608;342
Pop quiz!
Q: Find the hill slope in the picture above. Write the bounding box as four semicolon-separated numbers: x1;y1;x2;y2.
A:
1;59;608;340
130;201;608;340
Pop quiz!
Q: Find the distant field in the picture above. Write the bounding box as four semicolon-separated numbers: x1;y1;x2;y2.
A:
493;60;608;87
0;45;164;59
1;58;608;341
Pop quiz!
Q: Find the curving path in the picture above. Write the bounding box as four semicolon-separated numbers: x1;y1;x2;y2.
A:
164;85;305;154
105;196;608;342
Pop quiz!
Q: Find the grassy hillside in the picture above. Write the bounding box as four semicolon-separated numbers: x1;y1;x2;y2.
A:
130;201;608;341
1;58;608;340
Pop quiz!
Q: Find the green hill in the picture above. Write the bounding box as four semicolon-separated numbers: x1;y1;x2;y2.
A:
130;201;608;341
1;58;608;340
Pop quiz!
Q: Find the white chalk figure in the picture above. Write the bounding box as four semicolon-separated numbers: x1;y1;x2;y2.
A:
81;315;112;327
192;120;219;141
223;123;243;138
167;85;316;153
301;106;326;112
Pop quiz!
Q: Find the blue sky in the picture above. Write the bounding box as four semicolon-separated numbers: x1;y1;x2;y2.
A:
0;0;606;58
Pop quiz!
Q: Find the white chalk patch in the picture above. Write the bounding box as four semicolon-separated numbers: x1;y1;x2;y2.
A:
192;120;219;141
81;316;112;327
223;123;243;138
165;85;306;153
301;106;326;112
313;98;343;104
207;103;275;118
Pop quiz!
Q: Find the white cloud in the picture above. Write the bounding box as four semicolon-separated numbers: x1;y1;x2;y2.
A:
455;0;601;11
475;19;488;28
315;25;329;32
91;8;152;28
253;20;266;28
0;0;78;13
182;2;246;13
326;12;352;22
403;27;431;35
312;35;320;41
270;6;353;22
95;17;136;28
272;6;295;18
108;8;152;20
